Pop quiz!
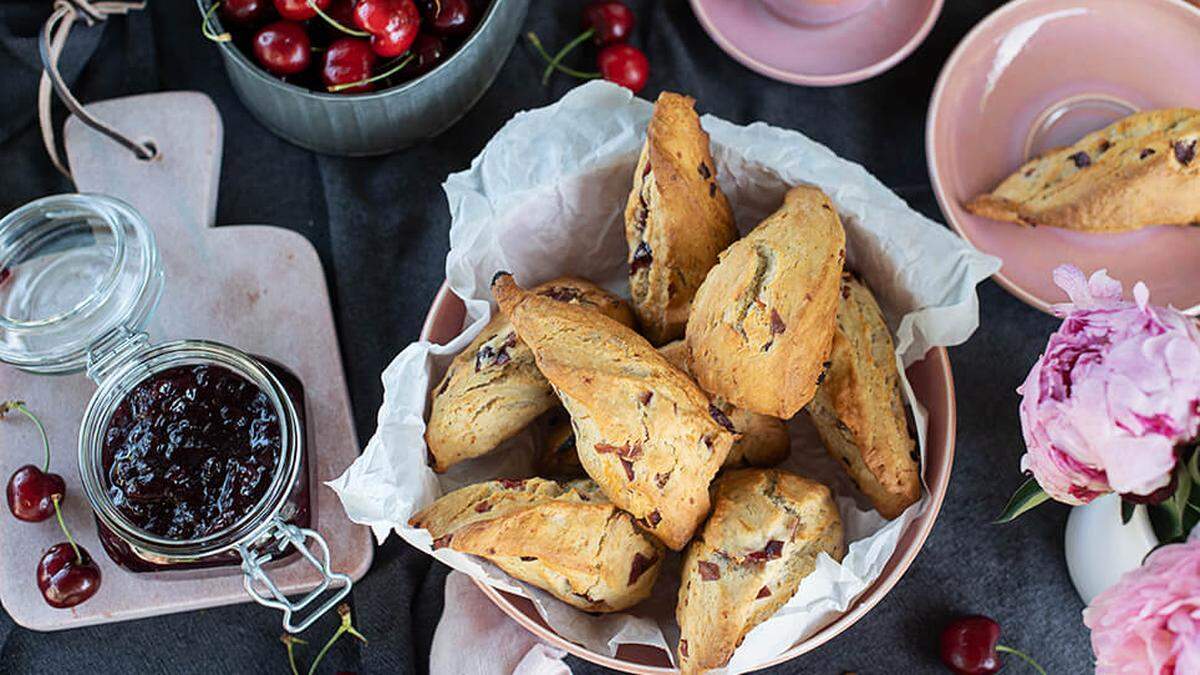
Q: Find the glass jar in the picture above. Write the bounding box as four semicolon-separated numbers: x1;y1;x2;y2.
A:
0;194;349;633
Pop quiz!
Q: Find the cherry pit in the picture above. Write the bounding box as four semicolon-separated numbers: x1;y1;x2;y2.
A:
527;1;649;94
203;0;488;93
2;401;101;609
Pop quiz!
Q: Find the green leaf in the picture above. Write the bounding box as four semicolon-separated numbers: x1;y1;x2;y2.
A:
1151;467;1195;542
1178;462;1193;502
994;478;1051;524
1149;500;1184;543
1121;499;1136;525
1189;448;1200;489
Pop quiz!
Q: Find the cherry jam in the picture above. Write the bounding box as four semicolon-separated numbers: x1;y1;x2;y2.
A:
102;364;281;540
96;358;310;572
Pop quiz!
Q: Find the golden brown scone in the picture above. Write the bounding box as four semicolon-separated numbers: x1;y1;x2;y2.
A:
492;273;736;551
535;344;790;474
965;108;1200;232
425;278;634;472
686;185;846;419
625;91;737;345
676;469;844;672
658;340;790;469
408;477;664;612
807;274;919;520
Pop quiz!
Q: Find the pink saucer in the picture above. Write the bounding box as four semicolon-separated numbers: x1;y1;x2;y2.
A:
928;0;1200;314
689;0;943;86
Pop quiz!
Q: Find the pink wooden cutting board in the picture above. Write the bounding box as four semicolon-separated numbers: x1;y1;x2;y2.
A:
0;92;372;631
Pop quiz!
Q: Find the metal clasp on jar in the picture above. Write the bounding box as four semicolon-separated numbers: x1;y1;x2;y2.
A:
238;517;352;634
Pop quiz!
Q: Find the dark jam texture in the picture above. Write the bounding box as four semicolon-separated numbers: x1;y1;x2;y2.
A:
102;364;281;541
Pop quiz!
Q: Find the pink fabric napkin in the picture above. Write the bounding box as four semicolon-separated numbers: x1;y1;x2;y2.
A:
431;572;571;675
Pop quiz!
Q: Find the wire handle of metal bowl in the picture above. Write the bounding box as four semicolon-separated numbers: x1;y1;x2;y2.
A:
238;517;352;634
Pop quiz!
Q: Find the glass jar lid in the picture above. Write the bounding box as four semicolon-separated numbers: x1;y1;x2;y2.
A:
0;194;163;374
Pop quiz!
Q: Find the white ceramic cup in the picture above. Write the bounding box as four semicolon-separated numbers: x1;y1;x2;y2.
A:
761;0;877;25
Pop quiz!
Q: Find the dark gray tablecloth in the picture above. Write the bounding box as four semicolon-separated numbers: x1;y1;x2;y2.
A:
0;1;1088;672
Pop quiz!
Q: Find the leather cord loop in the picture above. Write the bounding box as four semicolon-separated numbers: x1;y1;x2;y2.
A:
37;0;150;177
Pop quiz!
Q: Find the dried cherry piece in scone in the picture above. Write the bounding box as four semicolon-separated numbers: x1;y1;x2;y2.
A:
697;560;720;580
708;404;735;433
1175;140;1197;165
627;552;657;585
629;241;652;273
745;539;784;564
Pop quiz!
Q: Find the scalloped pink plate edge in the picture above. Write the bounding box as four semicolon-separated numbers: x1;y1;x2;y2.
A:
420;281;957;673
927;0;1200;315
689;0;943;87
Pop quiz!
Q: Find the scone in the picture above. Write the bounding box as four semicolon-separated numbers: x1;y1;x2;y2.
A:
676;469;844;672
425;277;635;472
686;185;846;419
492;273;736;550
965;108;1200;232
807;274;919;519
658;340;790;468
625;91;737;345
534;344;790;475
408;477;664;612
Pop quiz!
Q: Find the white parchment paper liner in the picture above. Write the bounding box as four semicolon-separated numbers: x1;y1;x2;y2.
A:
330;81;1000;671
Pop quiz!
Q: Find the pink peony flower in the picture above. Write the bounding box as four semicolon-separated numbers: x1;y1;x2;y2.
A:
1084;538;1200;674
1018;265;1200;504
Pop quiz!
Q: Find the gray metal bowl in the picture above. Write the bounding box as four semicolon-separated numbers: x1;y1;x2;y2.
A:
199;0;530;156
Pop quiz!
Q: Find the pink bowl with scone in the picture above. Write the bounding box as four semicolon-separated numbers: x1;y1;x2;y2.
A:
927;0;1200;314
420;281;958;673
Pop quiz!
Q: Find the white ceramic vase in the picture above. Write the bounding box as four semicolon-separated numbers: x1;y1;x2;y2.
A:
1064;493;1159;605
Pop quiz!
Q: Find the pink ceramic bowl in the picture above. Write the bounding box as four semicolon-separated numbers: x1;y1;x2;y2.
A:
928;0;1200;314
420;282;958;673
689;0;943;87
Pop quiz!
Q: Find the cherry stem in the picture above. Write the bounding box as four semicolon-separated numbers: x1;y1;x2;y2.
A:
280;635;306;675
996;644;1048;675
306;603;367;675
3;401;51;472
307;0;369;37
201;2;232;43
540;27;595;84
327;53;413;92
52;495;82;566
527;32;600;83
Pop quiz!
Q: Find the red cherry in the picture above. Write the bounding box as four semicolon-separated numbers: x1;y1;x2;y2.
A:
597;43;648;94
321;38;378;93
353;0;420;57
324;0;357;28
7;465;65;523
581;1;635;45
273;0;330;21
221;0;271;23
253;21;312;76
223;0;272;23
940;616;1001;675
37;543;101;609
408;33;447;76
422;0;476;38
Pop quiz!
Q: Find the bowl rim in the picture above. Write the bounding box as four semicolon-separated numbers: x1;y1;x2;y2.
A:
925;0;1200;316
196;0;508;101
687;0;944;87
419;280;958;674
